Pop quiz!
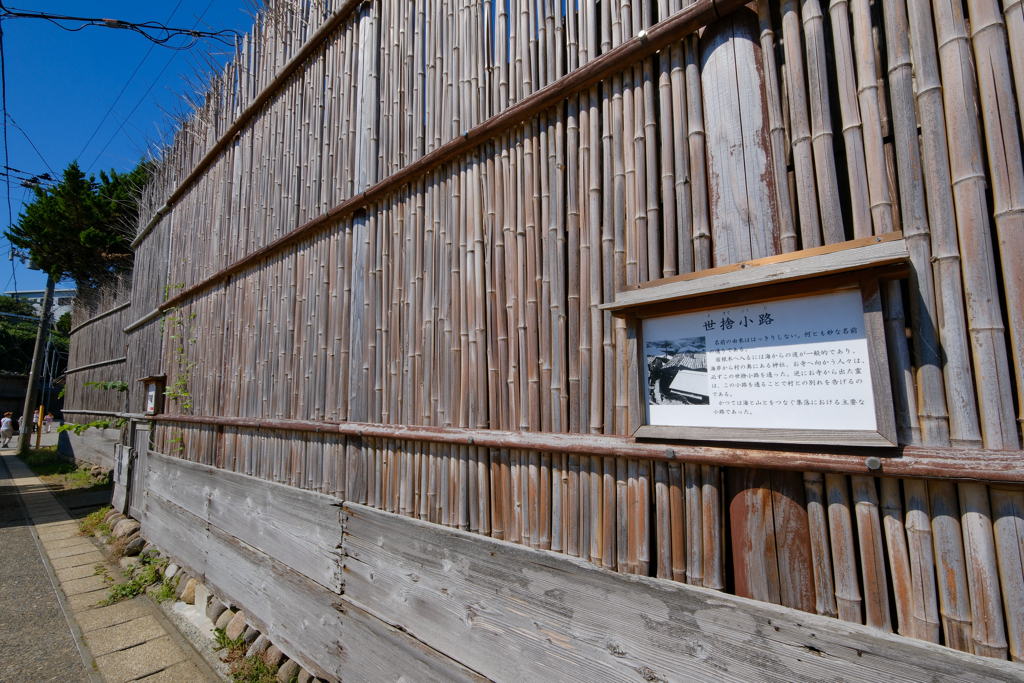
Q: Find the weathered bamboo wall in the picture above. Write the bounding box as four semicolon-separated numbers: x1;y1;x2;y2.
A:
66;0;1024;670
64;277;131;418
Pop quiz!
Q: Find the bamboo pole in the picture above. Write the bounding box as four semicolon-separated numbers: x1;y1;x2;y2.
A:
930;0;1017;449
779;0;821;248
800;0;844;244
965;0;1024;444
803;473;838;617
880;478;916;637
826;474;863;623
827;0;873;239
881;0;953;447
756;0;796;253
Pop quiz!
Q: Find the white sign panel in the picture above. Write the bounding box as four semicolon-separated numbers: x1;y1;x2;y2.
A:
642;289;876;432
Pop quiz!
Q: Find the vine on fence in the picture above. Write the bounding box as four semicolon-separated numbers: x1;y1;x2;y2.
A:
84;380;129;392
58;417;127;435
163;303;196;412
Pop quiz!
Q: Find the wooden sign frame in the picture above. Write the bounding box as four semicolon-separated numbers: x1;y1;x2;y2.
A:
603;234;907;448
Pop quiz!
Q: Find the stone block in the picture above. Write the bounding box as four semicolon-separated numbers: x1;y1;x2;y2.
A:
245;633;270;660
103;509;121;523
276;659;300;683
164;563;179;581
262;644;286;668
207;599;227;623
224;610;247;641
296;670;314;683
215;608;236;631
174;574;192;600
242;624;260;647
124;536;146;556
180;578;197;605
193;582;211;612
113;519;141;539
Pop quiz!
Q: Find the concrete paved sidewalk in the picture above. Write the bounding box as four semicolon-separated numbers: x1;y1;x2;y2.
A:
0;451;218;683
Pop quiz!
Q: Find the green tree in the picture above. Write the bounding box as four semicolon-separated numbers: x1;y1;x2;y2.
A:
0;296;69;376
0;295;41;374
5;161;150;287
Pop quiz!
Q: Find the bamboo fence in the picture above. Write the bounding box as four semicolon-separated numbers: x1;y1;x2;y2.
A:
64;0;1024;663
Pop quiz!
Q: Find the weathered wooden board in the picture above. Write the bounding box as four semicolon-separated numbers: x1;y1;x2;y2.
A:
142;490;488;683
110;445;129;514
701;8;780;265
145;450;343;592
601;233;907;312
343;503;1024;683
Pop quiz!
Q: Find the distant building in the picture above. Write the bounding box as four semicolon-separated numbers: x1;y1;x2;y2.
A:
4;288;77;321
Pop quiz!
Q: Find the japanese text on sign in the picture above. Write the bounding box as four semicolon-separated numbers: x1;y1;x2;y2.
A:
642;289;877;432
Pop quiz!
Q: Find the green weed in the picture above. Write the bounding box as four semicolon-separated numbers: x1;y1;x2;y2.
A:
150;579;176;603
99;550;163;605
21;448;110;491
78;506;113;536
214;627;245;652
229;656;279;683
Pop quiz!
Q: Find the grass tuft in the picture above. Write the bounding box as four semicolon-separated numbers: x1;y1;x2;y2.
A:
150;579;176;603
229;656;279;683
79;506;113;536
98;549;164;605
20;447;111;492
214;627;246;653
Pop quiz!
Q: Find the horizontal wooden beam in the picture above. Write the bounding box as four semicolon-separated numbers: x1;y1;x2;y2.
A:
344;503;1024;683
64;357;127;374
149;414;1024;484
131;0;363;249
146;451;344;592
69;301;130;335
61;409;123;418
123;308;162;333
142;488;492;683
152;0;745;316
601;233;909;312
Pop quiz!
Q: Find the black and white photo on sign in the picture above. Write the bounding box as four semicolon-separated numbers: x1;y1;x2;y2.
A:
646;336;710;406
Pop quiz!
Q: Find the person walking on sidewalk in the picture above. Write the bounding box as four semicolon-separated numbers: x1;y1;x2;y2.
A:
1;412;13;447
43;412;53;433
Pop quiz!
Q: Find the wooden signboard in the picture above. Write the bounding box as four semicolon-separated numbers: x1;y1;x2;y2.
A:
602;234;907;447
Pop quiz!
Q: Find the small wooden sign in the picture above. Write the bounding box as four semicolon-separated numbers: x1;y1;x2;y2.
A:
138;375;166;416
603;234;907;448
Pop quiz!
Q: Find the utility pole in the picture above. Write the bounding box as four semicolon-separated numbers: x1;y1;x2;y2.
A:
19;275;54;451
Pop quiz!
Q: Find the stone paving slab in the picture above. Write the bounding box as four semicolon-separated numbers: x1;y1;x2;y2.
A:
95;635;187;683
67;588;108;612
48;543;101;559
87;615;166;657
136;659;211;683
44;535;93;550
75;600;149;633
51;550;105;570
1;452;219;683
63;574;110;596
57;562;104;582
38;528;81;542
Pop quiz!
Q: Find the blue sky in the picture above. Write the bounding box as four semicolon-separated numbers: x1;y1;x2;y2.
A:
0;1;254;295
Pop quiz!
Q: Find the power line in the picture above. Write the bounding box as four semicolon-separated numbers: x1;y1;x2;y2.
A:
88;0;217;173
76;0;186;163
0;2;239;49
0;23;10;232
4;115;55;177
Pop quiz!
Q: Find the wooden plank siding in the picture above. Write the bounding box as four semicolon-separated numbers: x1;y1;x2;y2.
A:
141;487;488;683
145;450;343;592
341;501;1023;682
139;453;1024;682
